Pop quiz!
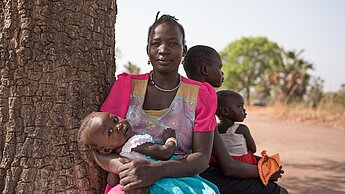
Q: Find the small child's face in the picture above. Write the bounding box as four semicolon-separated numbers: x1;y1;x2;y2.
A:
88;112;133;155
227;95;247;122
206;56;223;87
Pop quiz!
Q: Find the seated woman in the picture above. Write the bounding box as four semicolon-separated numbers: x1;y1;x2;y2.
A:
78;112;219;194
92;13;219;193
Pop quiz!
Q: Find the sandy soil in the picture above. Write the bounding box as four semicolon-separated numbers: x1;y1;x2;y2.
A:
243;106;345;194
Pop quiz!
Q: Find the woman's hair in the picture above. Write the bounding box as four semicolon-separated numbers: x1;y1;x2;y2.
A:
147;11;186;45
77;112;98;151
183;45;220;79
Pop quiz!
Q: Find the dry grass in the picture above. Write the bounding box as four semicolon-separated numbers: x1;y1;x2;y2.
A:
254;103;345;129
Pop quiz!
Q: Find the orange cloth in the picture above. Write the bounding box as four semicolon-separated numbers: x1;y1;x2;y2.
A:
257;150;280;186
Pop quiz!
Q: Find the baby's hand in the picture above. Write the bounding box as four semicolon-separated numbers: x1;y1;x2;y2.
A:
163;128;176;141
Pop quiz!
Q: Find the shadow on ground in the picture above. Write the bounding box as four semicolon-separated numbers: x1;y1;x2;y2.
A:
280;159;345;194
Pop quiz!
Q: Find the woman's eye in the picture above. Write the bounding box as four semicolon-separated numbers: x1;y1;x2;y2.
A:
170;42;179;47
108;128;113;137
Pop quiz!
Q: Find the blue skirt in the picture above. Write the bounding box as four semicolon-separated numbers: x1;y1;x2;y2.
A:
149;175;220;194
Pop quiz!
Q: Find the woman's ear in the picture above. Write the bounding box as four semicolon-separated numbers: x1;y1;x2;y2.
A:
183;45;188;56
146;45;149;55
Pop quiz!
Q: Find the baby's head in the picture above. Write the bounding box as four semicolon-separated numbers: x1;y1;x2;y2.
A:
78;112;133;155
216;90;247;122
183;45;223;87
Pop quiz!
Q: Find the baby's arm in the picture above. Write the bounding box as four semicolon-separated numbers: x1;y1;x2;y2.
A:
131;128;176;160
236;124;257;153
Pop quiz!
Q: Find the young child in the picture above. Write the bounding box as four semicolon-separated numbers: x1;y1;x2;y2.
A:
216;90;258;165
183;45;223;88
78;111;220;194
183;45;286;192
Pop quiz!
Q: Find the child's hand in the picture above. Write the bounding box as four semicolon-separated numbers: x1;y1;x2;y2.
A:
163;128;176;141
270;165;284;182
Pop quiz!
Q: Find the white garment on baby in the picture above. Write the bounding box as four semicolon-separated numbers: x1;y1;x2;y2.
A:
119;134;153;160
219;123;248;156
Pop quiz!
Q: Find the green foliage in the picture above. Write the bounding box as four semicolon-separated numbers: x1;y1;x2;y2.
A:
124;61;141;74
270;49;314;103
307;76;324;108
220;37;280;104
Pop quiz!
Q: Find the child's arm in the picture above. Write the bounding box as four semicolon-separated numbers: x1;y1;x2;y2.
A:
235;124;256;153
132;128;176;160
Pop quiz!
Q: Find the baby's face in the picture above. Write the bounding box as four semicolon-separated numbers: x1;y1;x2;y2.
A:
89;112;133;154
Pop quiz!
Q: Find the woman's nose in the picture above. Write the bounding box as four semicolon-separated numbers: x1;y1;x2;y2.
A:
158;44;169;54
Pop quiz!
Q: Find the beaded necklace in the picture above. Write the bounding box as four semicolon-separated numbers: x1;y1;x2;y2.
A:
150;72;182;92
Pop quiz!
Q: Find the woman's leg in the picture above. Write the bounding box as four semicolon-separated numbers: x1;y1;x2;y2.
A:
200;166;285;194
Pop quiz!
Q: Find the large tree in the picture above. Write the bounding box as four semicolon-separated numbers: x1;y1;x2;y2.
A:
220;37;280;105
269;49;313;103
0;1;116;193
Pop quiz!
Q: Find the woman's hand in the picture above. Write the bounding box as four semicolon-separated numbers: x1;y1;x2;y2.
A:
118;158;161;192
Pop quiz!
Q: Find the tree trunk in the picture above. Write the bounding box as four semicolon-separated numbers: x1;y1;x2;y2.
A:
0;0;116;193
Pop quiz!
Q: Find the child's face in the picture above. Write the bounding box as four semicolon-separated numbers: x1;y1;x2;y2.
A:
88;112;133;155
227;95;247;122
206;56;224;87
147;23;186;74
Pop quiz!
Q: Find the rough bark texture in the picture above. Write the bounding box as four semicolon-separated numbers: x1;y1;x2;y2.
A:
0;0;116;193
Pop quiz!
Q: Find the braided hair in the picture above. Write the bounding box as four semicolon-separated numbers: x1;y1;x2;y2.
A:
147;11;186;45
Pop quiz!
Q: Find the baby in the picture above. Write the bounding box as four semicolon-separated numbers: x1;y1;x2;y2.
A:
78;111;220;194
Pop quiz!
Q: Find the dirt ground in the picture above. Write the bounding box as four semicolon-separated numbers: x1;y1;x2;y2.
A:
244;106;345;194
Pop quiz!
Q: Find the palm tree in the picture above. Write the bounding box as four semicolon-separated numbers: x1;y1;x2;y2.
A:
271;49;314;103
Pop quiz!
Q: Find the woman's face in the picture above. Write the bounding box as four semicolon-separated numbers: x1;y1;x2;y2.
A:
88;112;133;155
147;23;186;74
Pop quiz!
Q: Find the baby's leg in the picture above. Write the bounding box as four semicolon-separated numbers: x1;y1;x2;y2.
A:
107;172;119;187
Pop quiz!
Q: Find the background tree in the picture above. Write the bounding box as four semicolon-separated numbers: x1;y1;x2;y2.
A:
220;37;280;105
307;76;324;108
269;49;314;103
0;1;116;193
124;61;141;74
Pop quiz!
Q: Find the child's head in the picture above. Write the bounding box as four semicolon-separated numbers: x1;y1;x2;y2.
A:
183;45;223;87
146;13;187;73
78;112;133;155
216;90;247;122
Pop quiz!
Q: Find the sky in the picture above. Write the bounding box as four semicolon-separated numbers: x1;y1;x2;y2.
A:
115;0;345;92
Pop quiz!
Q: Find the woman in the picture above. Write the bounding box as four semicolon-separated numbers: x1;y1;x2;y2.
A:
94;13;218;193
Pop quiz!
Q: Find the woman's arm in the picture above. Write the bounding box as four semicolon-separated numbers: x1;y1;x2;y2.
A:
212;130;259;178
118;131;214;191
236;124;257;153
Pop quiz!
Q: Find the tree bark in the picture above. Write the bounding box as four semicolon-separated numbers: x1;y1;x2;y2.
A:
0;0;116;193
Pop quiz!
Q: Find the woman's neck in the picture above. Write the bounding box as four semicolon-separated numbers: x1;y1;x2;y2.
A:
151;71;180;88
